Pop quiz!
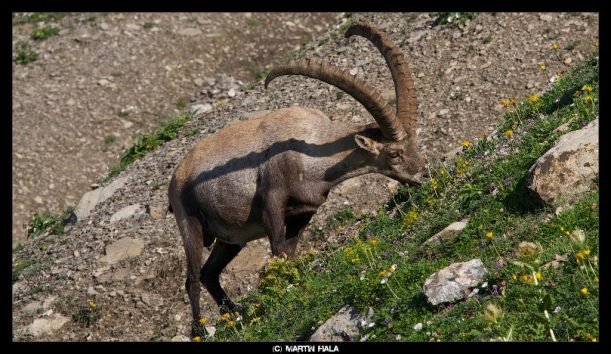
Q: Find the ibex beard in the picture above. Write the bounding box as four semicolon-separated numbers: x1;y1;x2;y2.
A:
168;21;428;335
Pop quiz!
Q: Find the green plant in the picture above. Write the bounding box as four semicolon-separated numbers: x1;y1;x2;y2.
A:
27;207;75;238
73;299;101;328
143;21;155;29
31;25;60;41
105;133;118;145
247;17;262;27
434;12;477;27
14;42;39;65
12;259;33;282
13;12;67;25
103;114;193;181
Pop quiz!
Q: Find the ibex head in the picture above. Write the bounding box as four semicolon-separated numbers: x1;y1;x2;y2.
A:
266;21;428;186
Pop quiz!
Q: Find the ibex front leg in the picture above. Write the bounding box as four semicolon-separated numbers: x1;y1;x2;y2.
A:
262;190;292;258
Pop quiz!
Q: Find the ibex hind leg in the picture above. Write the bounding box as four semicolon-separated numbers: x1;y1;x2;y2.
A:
200;240;243;314
177;215;205;336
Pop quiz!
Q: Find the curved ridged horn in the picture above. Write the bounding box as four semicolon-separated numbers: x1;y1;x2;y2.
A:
265;59;406;141
345;22;418;140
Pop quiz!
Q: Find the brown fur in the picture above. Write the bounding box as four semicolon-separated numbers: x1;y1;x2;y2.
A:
167;22;428;334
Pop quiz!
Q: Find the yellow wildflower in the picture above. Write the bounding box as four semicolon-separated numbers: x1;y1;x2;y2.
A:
193;336;202;342
223;313;231;320
583;249;591;256
501;99;510;107
581;287;588;295
552;43;558;49
576;252;584;261
199;317;209;325
512;274;517;280
388;264;398;273
369;239;378;247
504;130;513;138
227;320;236;327
508;109;515;113
379;270;388;277
565;231;570;236
521;274;529;282
511;98;517;105
583;95;593;103
535;272;542;281
486;231;493;239
461;140;471;149
560;226;565;232
337;225;345;233
88;301;97;309
539;64;546;70
582;85;593;93
344;247;353;254
306;249;316;257
528;94;539;103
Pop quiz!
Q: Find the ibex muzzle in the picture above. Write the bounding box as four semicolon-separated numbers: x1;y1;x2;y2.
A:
168;22;427;334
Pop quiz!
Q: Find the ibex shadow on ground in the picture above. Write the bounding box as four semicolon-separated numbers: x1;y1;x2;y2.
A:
168;22;428;334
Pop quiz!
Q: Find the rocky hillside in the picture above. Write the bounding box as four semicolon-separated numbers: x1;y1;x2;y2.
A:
12;12;598;341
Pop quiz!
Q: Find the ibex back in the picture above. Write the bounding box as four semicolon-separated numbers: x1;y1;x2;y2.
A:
168;22;428;334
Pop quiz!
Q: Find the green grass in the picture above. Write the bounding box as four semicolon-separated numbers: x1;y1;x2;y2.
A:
13;12;68;25
102;113;193;181
195;53;599;342
434;13;477;27
31;25;60;41
246;17;262;27
12;259;34;282
14;42;39;65
27;207;75;239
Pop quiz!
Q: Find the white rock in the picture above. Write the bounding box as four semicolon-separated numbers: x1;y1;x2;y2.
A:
109;204;146;223
171;334;191;342
422;218;469;247
423;259;488;305
189;103;213;115
310;305;374;341
26;314;70;337
413;323;423;331
98;237;145;265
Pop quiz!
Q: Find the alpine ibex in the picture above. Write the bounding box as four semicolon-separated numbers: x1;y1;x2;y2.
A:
168;22;428;331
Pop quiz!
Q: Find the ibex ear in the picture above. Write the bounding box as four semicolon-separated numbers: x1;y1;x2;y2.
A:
354;134;382;157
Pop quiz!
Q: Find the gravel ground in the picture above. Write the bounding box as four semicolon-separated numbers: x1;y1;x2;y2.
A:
12;12;598;341
12;12;342;245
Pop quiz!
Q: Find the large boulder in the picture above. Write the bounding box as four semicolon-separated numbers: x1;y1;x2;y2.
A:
75;176;128;221
528;119;598;205
423;259;488;305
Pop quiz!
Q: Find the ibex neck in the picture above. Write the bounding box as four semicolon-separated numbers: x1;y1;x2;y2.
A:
322;122;383;187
